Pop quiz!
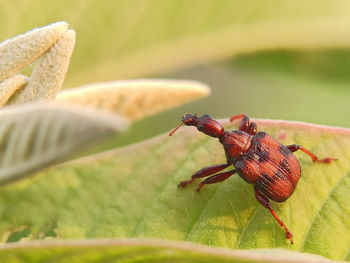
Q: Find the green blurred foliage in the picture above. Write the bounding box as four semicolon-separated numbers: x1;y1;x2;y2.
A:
233;50;350;83
113;51;350;148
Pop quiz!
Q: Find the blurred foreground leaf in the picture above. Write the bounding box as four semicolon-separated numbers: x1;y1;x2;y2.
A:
0;239;343;263
0;104;127;185
56;79;210;121
0;119;349;261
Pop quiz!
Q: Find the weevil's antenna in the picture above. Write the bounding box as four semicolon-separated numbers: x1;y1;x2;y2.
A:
169;122;184;136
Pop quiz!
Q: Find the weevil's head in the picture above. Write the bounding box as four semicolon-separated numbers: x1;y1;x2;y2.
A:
169;113;224;138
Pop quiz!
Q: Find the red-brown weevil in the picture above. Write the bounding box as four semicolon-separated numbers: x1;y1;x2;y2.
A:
169;113;336;244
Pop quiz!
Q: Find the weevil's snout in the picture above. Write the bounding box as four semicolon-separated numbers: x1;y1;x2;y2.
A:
169;113;198;136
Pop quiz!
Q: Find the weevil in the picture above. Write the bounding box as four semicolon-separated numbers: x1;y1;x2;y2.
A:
169;114;336;244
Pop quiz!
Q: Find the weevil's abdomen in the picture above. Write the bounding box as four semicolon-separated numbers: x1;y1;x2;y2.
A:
235;132;301;202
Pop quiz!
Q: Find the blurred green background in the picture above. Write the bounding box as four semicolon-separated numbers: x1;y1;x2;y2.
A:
2;0;350;147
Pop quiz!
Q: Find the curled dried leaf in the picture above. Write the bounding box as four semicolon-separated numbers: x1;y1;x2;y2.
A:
9;29;76;105
55;79;210;121
0;74;28;106
0;22;68;82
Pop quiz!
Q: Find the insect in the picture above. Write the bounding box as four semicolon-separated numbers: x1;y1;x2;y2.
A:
169;113;336;244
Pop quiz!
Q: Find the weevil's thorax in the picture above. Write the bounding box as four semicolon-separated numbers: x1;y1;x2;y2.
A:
219;131;253;162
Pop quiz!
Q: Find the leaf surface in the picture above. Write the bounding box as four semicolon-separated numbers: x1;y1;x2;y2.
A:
0;119;348;261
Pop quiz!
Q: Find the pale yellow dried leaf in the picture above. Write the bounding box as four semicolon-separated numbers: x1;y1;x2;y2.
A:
55;79;210;121
0;22;68;82
0;74;28;106
9;29;76;105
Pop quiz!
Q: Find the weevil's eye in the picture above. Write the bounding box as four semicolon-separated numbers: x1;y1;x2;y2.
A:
182;113;197;123
202;114;210;118
182;113;191;121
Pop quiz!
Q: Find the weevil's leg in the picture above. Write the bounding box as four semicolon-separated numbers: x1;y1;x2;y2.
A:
286;144;336;163
178;163;231;188
254;188;293;244
230;114;249;131
230;114;257;135
196;169;236;192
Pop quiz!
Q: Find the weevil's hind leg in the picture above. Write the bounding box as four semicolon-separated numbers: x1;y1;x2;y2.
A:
178;163;231;188
196;169;237;192
254;188;294;244
230;114;257;135
286;144;336;163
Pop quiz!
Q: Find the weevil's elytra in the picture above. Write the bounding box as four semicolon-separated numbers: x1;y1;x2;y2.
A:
169;113;336;244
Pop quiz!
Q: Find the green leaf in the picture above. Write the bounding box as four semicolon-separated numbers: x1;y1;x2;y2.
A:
0;239;344;263
0;119;348;261
0;103;127;185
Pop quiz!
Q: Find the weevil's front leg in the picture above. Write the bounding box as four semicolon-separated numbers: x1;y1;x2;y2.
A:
230;114;257;135
196;169;237;192
178;163;231;188
286;144;336;163
254;188;293;244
